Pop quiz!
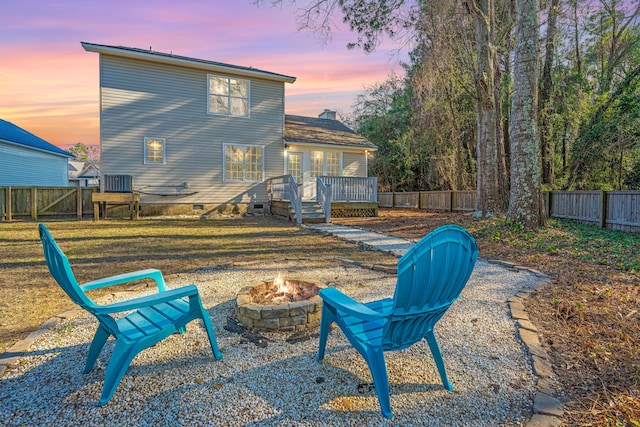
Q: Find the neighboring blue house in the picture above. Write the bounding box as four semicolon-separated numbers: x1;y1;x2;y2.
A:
0;118;73;186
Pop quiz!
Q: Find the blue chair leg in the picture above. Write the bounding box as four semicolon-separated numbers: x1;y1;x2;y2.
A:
364;346;392;419
425;331;453;391
99;342;139;405
200;312;223;360
84;326;110;374
317;306;333;361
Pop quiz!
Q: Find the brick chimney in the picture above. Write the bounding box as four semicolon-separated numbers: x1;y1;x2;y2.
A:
318;109;336;120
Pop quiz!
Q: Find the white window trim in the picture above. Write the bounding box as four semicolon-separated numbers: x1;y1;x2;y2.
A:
143;137;166;165
223;143;265;182
207;74;251;118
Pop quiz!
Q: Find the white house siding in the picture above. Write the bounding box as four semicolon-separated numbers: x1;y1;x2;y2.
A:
342;151;367;177
0;142;69;186
99;55;285;205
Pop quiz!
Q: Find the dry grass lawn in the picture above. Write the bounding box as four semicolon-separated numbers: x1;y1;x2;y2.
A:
0;216;396;354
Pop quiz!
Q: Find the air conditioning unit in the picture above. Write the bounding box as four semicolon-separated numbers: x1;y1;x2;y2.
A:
104;175;133;193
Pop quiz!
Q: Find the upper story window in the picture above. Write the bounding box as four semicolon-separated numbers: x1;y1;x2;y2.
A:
208;75;250;117
144;137;166;164
224;144;264;182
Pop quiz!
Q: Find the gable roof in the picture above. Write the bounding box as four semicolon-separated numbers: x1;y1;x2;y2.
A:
68;160;99;180
82;42;297;84
284;115;377;150
0;119;73;158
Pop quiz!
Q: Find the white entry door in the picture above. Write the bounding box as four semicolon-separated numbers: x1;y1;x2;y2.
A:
287;151;303;194
306;151;325;199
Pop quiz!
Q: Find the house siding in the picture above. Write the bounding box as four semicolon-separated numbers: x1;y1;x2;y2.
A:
342;152;367;177
99;55;285;205
0;142;69;186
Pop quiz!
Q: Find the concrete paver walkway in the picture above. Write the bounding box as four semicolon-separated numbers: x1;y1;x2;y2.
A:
305;224;413;257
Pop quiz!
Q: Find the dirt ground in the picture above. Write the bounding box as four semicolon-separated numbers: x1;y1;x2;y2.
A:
336;208;639;427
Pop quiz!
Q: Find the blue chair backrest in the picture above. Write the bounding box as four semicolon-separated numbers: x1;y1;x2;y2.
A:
383;225;478;350
39;224;95;310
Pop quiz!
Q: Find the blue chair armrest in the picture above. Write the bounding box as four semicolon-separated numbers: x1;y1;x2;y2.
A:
94;284;200;314
81;269;167;292
319;287;384;321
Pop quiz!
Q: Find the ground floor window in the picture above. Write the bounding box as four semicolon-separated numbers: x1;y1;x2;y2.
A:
310;150;341;178
224;144;264;182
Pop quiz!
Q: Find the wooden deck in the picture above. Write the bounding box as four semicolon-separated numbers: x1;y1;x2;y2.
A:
92;192;140;220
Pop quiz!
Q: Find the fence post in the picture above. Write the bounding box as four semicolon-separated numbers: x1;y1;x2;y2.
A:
392;192;396;208
449;191;454;212
599;191;607;229
545;191;552;217
7;187;12;221
77;187;83;218
31;187;38;220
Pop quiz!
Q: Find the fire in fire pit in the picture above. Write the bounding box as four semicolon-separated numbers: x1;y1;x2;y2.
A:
236;274;326;331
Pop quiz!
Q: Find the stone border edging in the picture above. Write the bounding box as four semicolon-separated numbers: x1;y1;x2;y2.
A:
0;232;565;426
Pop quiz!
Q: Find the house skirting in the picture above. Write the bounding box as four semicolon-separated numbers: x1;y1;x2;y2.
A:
330;202;378;218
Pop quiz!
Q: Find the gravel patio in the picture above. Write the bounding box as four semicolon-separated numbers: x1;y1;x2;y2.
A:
0;253;541;426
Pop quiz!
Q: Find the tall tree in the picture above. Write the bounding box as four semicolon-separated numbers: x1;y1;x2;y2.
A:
463;0;502;217
507;0;545;227
539;0;560;186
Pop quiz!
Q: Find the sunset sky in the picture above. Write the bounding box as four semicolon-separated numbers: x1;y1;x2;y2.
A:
0;0;406;150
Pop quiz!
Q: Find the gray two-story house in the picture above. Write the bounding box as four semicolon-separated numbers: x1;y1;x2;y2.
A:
83;42;377;218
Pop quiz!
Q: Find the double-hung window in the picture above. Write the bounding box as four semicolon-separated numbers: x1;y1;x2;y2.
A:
208;75;250;117
311;150;341;178
224;144;264;182
144;137;166;164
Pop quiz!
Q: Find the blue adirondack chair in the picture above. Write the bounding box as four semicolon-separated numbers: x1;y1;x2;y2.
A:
38;223;222;405
317;224;478;418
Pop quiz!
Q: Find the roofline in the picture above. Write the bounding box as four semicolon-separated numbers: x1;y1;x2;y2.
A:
284;140;378;152
81;42;297;84
0;138;74;158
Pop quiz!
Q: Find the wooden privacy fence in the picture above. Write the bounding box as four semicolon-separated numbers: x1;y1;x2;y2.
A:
0;186;97;221
546;191;640;233
379;190;640;233
379;191;476;212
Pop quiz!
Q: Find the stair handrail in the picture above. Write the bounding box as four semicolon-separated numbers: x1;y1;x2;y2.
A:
266;175;301;224
290;175;302;225
316;177;332;223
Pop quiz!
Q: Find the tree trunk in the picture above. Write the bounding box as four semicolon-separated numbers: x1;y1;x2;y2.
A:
572;0;582;74
495;51;509;206
467;0;502;217
539;0;559;186
507;0;545;227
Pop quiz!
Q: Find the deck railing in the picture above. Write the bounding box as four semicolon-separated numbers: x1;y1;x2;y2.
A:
267;175;302;224
316;178;332;223
318;176;378;202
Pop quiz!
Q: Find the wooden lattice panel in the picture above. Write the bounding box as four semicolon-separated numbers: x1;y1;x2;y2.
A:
331;208;377;218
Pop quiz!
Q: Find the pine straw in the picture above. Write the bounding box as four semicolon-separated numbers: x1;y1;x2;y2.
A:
337;209;640;427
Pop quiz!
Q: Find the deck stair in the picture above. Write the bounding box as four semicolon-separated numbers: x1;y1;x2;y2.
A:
291;201;326;223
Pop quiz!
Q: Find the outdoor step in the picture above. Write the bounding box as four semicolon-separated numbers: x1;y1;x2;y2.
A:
284;201;327;223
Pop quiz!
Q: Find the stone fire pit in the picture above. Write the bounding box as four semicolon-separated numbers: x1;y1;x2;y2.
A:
236;278;326;331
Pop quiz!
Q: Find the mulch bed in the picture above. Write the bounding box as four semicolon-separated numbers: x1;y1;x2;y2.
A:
335;208;639;426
